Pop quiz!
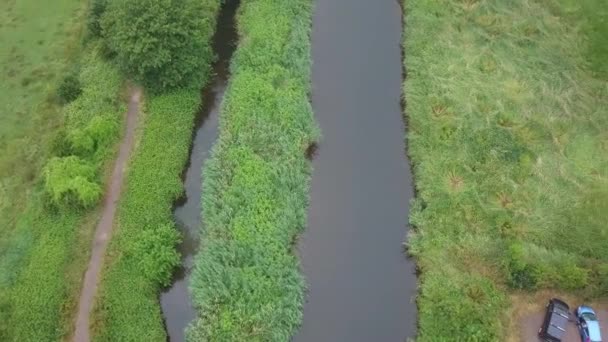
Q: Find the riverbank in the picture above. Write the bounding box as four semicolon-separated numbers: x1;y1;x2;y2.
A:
404;0;608;340
187;0;318;339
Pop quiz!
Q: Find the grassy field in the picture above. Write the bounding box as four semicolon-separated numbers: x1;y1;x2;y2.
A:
0;0;133;339
0;48;124;340
404;0;608;340
91;1;222;339
187;0;318;340
0;0;85;269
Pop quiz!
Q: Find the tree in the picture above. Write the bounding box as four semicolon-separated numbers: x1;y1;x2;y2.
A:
43;156;102;209
101;0;216;91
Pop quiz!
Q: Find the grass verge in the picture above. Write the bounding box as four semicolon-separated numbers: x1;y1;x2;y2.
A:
91;1;222;339
187;0;318;340
0;49;124;341
404;0;608;340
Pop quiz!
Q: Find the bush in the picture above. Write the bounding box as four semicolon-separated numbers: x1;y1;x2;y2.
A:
132;224;180;286
67;116;119;159
57;72;82;104
101;0;216;91
43;156;102;208
506;242;537;290
87;0;107;38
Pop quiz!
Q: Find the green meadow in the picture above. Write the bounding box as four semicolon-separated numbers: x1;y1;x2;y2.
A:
404;0;608;339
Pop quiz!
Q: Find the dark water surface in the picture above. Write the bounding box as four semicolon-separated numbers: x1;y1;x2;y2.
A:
294;0;417;341
159;2;238;341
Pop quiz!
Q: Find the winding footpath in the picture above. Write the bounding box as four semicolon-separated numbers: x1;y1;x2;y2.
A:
73;88;141;342
295;0;417;340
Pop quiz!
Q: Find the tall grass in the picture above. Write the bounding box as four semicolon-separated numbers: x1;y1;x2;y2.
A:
404;0;608;340
187;0;318;340
0;49;124;341
91;1;222;339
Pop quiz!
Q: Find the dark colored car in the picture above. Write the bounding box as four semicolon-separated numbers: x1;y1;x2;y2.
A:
539;298;571;342
576;305;602;342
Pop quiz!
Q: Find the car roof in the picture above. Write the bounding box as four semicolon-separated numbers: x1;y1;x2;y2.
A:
579;305;596;315
587;320;602;341
546;300;570;338
551;298;570;310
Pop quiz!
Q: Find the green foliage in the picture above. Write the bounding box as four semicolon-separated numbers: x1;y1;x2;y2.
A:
404;0;608;339
92;90;205;341
506;242;537;290
87;0;107;38
68;116;119;158
133;223;181;286
43;156;102;208
57;72;83;104
101;0;218;91
187;0;318;340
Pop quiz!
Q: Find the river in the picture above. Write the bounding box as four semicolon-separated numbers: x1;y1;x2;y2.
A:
294;0;417;340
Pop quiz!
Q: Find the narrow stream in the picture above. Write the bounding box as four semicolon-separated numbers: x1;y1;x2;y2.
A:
295;0;417;341
160;2;238;341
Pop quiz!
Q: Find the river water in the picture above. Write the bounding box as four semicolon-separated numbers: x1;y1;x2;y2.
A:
159;1;238;341
294;0;417;340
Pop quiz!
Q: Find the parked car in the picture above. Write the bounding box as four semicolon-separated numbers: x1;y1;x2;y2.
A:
576;305;603;342
539;298;571;342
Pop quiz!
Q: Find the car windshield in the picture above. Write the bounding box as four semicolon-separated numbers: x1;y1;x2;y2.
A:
582;312;598;322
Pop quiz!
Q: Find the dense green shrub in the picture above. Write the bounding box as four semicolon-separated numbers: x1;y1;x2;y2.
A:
57;72;82;104
187;0;318;340
43;156;101;208
68;116;119;158
87;0;107;38
101;0;216;91
132;223;181;286
506;242;537;290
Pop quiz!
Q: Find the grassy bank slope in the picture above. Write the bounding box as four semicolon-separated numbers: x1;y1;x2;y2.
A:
404;0;608;340
91;1;222;340
187;0;317;340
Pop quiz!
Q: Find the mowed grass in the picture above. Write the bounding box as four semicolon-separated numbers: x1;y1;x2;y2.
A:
0;49;124;341
404;0;608;340
91;1;222;340
187;0;318;340
0;0;84;239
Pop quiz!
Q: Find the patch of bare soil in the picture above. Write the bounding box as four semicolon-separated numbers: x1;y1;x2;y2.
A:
72;87;141;342
513;291;608;342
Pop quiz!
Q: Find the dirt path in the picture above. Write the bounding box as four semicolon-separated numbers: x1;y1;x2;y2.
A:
72;87;141;342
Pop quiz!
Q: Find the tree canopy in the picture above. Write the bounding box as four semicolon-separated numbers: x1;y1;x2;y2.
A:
101;0;216;91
